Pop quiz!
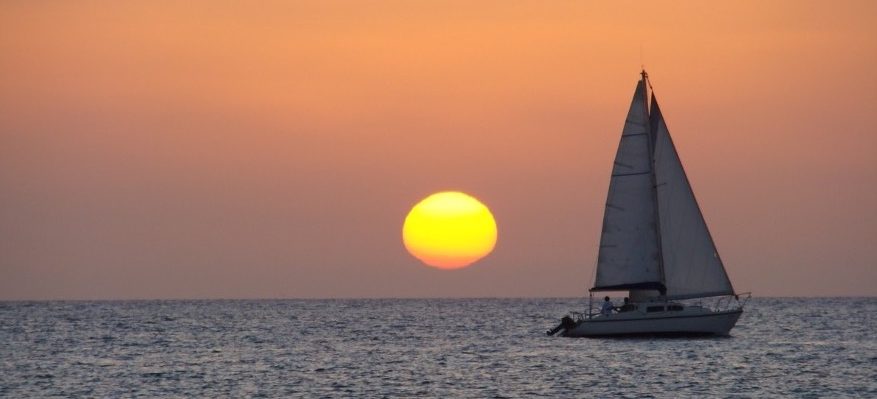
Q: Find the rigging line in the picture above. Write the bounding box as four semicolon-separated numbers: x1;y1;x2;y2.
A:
643;68;654;92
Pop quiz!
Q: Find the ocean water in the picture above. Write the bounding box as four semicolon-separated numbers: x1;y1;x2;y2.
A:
1;298;875;398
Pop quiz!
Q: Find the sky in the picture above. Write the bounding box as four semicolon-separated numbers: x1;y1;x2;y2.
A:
1;1;875;300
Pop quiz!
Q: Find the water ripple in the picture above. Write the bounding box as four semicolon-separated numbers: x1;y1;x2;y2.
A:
1;298;875;397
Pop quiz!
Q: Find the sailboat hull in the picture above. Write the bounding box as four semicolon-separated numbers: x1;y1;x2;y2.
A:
562;308;742;337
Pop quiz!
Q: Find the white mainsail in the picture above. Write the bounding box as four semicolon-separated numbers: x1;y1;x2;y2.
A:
651;96;734;299
593;80;662;291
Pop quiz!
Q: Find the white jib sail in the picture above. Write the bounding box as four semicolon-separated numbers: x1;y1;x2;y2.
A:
594;80;662;289
651;97;734;299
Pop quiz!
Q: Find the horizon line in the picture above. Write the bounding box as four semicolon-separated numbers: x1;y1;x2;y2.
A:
2;294;875;302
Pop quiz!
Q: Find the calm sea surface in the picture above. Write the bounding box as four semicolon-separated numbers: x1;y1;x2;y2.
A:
1;298;875;398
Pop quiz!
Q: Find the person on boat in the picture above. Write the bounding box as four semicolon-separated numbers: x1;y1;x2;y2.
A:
600;296;615;316
619;297;635;313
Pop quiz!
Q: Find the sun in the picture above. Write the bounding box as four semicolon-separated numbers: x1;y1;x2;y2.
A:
403;191;498;270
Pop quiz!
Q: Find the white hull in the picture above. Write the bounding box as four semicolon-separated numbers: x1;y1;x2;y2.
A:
563;308;742;337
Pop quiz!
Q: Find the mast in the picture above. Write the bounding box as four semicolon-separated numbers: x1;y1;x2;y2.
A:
643;70;667;295
640;70;649;111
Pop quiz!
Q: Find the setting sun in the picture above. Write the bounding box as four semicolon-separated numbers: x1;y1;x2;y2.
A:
403;192;498;270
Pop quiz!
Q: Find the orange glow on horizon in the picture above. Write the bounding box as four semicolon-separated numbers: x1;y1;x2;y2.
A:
1;1;875;299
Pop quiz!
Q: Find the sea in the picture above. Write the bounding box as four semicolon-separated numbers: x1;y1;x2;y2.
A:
1;297;875;398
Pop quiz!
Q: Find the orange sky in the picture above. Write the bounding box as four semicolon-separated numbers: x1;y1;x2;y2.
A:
1;1;875;299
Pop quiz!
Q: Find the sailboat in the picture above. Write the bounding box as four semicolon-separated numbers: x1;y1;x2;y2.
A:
549;71;749;337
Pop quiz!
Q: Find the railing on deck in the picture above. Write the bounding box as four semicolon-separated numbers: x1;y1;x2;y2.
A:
696;292;752;312
570;292;752;321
